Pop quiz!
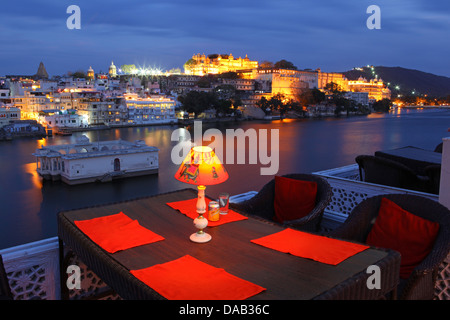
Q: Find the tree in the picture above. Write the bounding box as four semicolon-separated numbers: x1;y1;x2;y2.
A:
212;85;236;115
214;84;236;101
184;58;196;66
324;82;344;96
120;64;137;74
178;91;215;117
372;98;393;112
274;59;297;70
256;96;271;114
218;71;239;79
256;93;290;116
213;99;232;116
178;90;236;117
297;88;325;106
311;88;326;104
259;61;274;69
168;68;182;74
334;97;352;116
286;99;305;116
269;93;286;115
196;75;214;88
70;70;86;79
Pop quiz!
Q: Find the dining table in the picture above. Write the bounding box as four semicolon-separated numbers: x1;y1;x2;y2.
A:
374;146;442;175
57;188;401;300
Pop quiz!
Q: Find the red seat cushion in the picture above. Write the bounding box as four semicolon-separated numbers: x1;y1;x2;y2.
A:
273;176;318;223
366;198;440;279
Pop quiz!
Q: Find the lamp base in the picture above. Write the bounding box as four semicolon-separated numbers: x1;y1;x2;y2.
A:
190;231;212;243
189;185;211;243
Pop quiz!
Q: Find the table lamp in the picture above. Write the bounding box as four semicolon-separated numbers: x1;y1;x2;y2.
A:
175;146;229;243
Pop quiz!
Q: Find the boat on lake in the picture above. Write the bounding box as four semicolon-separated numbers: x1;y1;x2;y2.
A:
33;135;159;185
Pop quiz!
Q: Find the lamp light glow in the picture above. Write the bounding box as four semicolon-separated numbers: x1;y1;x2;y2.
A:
174;146;228;243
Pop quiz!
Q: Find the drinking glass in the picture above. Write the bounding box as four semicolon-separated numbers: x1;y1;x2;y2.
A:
218;193;229;215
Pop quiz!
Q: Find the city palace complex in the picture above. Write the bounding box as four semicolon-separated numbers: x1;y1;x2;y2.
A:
0;53;391;134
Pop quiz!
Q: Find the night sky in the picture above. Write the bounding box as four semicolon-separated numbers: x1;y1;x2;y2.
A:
1;0;449;77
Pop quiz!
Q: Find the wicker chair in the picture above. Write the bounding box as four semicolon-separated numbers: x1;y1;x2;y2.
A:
434;142;443;153
230;173;333;232
328;194;450;300
355;155;431;193
425;165;441;195
0;254;13;300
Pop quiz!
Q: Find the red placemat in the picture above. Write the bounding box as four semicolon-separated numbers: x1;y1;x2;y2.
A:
166;198;248;226
131;255;266;300
251;228;369;265
74;212;164;253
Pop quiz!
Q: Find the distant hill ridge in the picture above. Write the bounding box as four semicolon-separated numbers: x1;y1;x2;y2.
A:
342;66;450;98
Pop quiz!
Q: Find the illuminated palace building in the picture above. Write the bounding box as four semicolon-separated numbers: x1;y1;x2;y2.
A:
184;53;259;76
317;70;391;101
317;69;349;91
251;68;319;99
347;77;391;101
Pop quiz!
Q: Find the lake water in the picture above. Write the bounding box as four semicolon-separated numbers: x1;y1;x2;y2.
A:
1;108;449;249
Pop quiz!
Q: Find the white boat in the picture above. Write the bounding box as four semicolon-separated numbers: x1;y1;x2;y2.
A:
33;135;159;185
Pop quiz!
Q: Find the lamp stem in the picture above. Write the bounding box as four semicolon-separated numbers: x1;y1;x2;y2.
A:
190;185;211;243
196;185;206;214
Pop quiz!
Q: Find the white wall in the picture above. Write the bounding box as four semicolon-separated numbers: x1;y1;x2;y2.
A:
439;137;450;208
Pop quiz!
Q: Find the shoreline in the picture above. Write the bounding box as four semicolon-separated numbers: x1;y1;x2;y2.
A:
1;106;444;141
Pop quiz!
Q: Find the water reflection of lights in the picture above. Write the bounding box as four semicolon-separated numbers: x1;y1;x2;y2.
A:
23;162;43;189
37;138;47;148
11;163;45;244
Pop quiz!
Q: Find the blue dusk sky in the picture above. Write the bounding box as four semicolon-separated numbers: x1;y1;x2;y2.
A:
0;0;449;77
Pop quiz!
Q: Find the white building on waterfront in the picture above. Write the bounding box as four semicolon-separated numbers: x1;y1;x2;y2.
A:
0;107;21;127
344;91;370;106
34;136;159;185
38;109;87;129
123;93;177;125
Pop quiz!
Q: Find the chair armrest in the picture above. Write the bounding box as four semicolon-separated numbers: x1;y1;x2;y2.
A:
411;231;450;275
230;178;276;221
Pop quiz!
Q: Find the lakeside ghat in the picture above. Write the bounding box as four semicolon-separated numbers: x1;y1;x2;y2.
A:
0;108;449;249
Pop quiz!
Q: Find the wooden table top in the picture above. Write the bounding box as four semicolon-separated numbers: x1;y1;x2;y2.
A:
58;188;400;300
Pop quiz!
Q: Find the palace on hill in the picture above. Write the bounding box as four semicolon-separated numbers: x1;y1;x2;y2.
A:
184;53;259;76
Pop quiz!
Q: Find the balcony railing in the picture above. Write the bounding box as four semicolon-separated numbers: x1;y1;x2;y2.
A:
313;164;440;230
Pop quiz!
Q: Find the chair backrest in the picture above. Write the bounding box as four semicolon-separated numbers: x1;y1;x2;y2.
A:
425;165;441;195
268;173;332;206
347;194;450;243
233;173;332;223
355;155;426;191
0;254;13;300
289;173;331;198
434;142;443;153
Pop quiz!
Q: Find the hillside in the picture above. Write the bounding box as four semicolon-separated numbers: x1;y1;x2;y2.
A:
343;66;450;98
